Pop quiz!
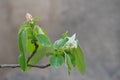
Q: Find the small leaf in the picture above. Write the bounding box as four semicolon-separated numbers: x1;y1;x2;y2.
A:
62;31;68;39
72;45;86;75
34;25;44;35
68;53;76;67
53;38;68;49
36;34;51;46
64;52;73;74
34;25;52;46
32;17;39;25
18;24;28;34
27;39;35;54
18;27;28;71
26;27;35;54
26;27;34;39
50;55;64;68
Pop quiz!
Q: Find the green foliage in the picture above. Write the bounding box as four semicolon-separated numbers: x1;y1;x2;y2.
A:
18;14;86;75
73;45;86;75
18;17;52;71
27;39;35;54
50;55;64;68
36;34;51;46
27;46;52;70
64;52;73;74
53;38;68;49
18;27;28;71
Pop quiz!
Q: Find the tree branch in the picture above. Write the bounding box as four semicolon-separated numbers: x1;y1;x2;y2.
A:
3;26;51;69
0;40;50;69
27;41;38;63
0;64;50;68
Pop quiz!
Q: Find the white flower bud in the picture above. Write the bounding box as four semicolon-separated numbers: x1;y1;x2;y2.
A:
26;13;33;21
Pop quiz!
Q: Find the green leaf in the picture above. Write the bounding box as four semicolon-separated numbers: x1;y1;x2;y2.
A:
26;27;34;39
50;55;64;68
27;39;35;54
53;38;68;49
32;17;39;25
18;27;28;71
27;44;52;70
68;53;76;67
72;45;86;75
62;31;68;39
36;34;51;46
34;25;44;35
64;51;76;66
28;47;44;65
34;25;52;46
18;24;28;34
25;27;35;54
64;52;73;74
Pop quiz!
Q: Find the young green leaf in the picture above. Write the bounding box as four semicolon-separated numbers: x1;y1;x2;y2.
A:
50;55;64;68
27;39;35;54
73;45;86;75
18;27;28;71
18;24;28;34
53;38;68;49
32;17;39;25
26;27;35;54
62;31;69;39
34;25;52;46
26;27;34;39
34;25;44;35
36;34;51;46
68;53;76;67
64;52;73;74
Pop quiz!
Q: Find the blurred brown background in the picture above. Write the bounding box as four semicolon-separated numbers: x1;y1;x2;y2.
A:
0;0;120;80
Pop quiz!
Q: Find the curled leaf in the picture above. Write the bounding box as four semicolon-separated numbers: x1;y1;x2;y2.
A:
18;27;28;71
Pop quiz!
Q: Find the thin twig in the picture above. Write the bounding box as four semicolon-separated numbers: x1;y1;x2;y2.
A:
28;64;50;68
0;64;50;68
27;41;38;63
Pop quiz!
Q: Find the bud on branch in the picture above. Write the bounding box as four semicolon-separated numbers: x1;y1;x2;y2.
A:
26;13;33;21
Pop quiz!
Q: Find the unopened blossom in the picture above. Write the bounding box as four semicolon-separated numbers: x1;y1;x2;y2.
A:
26;13;33;21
